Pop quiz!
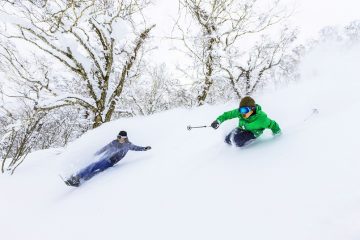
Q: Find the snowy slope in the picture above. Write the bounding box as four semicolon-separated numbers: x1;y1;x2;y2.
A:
1;41;360;240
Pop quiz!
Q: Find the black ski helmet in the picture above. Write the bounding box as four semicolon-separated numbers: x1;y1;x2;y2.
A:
117;130;127;138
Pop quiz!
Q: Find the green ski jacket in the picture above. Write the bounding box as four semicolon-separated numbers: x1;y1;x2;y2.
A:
216;104;281;137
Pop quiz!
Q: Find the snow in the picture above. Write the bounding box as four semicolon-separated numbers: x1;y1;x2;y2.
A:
1;39;360;240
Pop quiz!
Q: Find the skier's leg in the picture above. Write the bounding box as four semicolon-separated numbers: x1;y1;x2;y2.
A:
82;159;113;181
225;128;239;145
232;129;256;147
76;159;113;181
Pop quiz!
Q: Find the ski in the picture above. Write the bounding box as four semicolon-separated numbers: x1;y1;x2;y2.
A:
59;174;70;186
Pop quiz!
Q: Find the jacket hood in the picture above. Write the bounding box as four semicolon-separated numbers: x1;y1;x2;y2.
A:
255;104;262;112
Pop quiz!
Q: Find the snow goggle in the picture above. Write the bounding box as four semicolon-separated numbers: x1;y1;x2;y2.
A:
239;106;252;114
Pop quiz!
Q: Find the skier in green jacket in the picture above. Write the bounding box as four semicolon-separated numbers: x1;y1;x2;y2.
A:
211;96;281;147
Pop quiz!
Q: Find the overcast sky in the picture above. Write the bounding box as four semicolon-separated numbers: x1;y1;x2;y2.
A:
283;0;360;39
149;0;360;40
145;0;360;71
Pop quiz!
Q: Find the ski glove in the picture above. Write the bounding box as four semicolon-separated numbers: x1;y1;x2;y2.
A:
144;146;151;151
211;120;220;129
273;130;282;136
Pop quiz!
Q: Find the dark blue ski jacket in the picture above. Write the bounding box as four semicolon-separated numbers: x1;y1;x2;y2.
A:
95;140;147;164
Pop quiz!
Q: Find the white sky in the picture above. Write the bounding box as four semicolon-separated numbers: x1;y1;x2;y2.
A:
280;0;360;40
149;0;360;41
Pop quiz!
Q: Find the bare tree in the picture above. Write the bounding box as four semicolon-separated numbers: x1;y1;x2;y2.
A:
173;0;294;104
221;28;297;98
174;0;222;105
124;64;190;115
0;51;90;174
0;0;155;128
345;20;360;42
0;98;48;174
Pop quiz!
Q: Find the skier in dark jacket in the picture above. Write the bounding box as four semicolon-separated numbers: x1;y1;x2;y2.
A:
65;131;151;187
211;96;281;147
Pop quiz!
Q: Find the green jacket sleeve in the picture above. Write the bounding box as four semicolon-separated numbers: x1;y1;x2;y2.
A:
216;109;240;123
269;120;281;135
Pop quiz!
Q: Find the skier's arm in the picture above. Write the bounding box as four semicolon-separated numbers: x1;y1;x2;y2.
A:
95;144;109;156
95;140;117;155
129;143;151;151
216;109;240;124
268;120;281;135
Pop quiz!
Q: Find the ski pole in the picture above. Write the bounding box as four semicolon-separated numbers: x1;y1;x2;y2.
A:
187;125;211;131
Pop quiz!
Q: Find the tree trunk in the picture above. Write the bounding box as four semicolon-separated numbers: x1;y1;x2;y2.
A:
92;113;104;128
197;35;216;106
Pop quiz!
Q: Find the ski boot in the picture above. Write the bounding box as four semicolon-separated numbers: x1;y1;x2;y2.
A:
64;175;80;187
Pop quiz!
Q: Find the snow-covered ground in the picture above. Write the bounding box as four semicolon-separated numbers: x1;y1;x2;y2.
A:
1;41;360;240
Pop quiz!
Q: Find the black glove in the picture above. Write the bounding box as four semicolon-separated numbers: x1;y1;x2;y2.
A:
211;120;220;129
144;146;151;151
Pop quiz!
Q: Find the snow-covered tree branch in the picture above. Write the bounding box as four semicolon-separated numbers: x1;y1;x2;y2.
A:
0;0;155;128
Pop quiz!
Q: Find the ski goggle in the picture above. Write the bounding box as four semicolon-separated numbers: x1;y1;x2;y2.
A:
239;106;252;114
